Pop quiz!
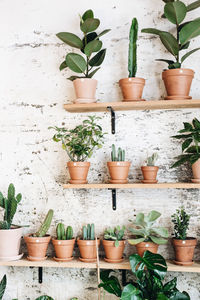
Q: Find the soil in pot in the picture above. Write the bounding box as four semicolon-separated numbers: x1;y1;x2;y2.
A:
0;227;23;261
73;78;97;104
141;166;159;184
172;238;197;266
52;238;75;262
191;159;200;183
24;234;51;261
136;241;158;257
67;162;90;184
119;77;145;101
107;161;131;184
102;240;125;263
77;239;100;262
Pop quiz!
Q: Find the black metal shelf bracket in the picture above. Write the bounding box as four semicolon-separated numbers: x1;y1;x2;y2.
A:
38;267;43;284
108;188;117;210
107;106;115;134
121;270;127;286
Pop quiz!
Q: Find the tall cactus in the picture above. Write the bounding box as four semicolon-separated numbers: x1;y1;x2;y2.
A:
35;209;54;237
128;18;138;78
82;226;87;240
111;144;125;162
66;226;73;240
82;224;95;240
56;223;65;240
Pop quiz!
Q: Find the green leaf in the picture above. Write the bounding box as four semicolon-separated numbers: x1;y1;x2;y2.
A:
84;40;102;56
162;0;174;2
168;62;182;69
147;210;161;222
150;236;168;244
56;32;83;49
80;18;100;33
186;146;200;153
141;28;162;35
97;29;111;38
182;138;193;151
128;237;145;245
193;118;200;129
184;122;193;131
67;76;82;81
88;67;101;78
164;1;187;25
180;18;200;45
35;296;54;300
99;270;122;297
187;0;200;12
128;228;146;236
156;59;175;65
171;155;191;168
89;49;106;66
66;53;86;73
115;240;119;247
172;133;192;139
151;227;169;238
0;275;6;300
59;61;67;71
121;284;142;300
181;47;200;63
16;193;22;203
159;31;179;56
190;154;200;165
82;9;94;21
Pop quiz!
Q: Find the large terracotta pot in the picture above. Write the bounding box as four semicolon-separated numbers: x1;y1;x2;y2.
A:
24;234;51;261
119;77;145;101
162;69;194;100
172;238;197;266
73;78;97;104
107;161;131;184
77;239;100;262
192;159;200;182
52;238;75;262
141;166;159;183
0;227;23;261
67;162;90;184
103;240;125;263
135;241;158;257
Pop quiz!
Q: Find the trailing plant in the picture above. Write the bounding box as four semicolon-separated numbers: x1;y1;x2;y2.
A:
142;0;200;69
171;118;200;168
145;153;158;166
33;210;54;237
56;9;110;81
128;210;169;245
0;184;22;229
82;223;95;240
111;144;125;161
49;116;106;162
171;207;190;240
56;223;73;240
104;226;125;247
128;18;138;77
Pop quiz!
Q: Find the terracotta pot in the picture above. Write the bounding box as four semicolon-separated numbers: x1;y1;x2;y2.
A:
77;239;100;262
172;238;197;266
67;162;90;184
162;69;194;100
73;78;97;104
107;161;131;184
0;227;23;261
136;241;158;257
103;240;125;262
141;166;159;183
192;159;200;180
52;238;75;260
119;77;145;101
24;234;51;261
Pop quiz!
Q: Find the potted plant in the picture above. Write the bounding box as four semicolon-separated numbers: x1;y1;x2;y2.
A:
142;1;200;100
141;153;159;183
119;18;145;101
171;118;200;182
128;210;169;257
103;226;126;263
24;209;54;261
171;207;197;266
0;183;23;261
49;116;106;184
56;9;110;104
107;145;131;184
77;224;100;262
52;223;75;262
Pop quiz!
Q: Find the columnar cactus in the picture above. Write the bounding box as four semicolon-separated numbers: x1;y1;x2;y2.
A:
66;226;73;240
111;145;125;162
82;224;95;240
56;223;73;240
35;209;54;237
128;18;138;78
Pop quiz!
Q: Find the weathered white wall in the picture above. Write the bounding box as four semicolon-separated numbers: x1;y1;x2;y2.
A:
0;0;200;299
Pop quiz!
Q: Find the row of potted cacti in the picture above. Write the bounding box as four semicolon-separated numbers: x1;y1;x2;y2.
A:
56;4;200;103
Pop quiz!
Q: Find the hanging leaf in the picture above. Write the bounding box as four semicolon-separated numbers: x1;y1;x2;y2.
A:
66;53;86;73
82;9;94;21
59;61;67;71
156;59;175;65
192;118;200;129
80;18;100;33
181;47;200;63
84;40;102;56
88;67;101;78
187;0;200;12
56;32;83;49
182;138;193;151
67;76;82;81
180;18;200;45
121;284;142;300
89;49;106;66
97;29;111;38
180;41;190;50
159;31;179;56
164;1;187;25
170;155;191;168
141;28;162;35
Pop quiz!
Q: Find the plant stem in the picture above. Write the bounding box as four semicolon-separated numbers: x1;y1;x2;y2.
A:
176;24;180;64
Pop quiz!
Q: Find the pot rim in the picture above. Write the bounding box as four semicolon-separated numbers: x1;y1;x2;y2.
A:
103;239;125;243
0;226;23;233
119;77;145;83
162;68;194;77
136;241;158;247
52;238;75;244
77;238;100;244
67;161;90;166
141;166;159;170
73;78;98;83
172;237;197;241
24;234;51;241
107;161;131;165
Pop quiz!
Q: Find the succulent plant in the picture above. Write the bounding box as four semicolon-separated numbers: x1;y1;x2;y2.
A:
111;144;125;162
104;226;126;247
56;223;73;240
146;153;158;166
128;18;138;78
82;223;95;240
34;210;54;237
171;207;190;240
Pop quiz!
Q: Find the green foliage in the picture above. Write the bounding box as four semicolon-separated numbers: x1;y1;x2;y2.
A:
142;1;200;69
128;18;138;78
171;207;190;240
82;223;95;240
56;9;110;80
0;275;6;300
98;270;122;297
128;211;169;245
104;226;125;247
49;116;106;162
111;144;125;161
34;210;54;237
171;118;200;168
0;184;22;230
146;153;158;166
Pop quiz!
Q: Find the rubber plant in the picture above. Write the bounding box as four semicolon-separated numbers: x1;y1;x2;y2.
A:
141;152;159;184
142;0;200;100
119;18;145;101
56;9;110;103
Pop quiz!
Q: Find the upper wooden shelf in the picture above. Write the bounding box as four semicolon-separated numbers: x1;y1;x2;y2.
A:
63;183;200;189
64;100;200;113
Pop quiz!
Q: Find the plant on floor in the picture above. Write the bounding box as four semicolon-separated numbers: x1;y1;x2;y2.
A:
56;223;73;240
171;207;190;240
111;145;125;161
49;116;106;162
33;209;54;237
145;152;158;166
82;223;95;240
0;184;22;229
128;210;169;245
56;9;110;80
104;226;125;247
128;18;138;78
142;1;200;69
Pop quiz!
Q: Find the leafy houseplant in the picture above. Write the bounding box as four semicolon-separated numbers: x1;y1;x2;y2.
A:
141;152;159;184
103;226;126;263
119;18;145;101
0;184;23;261
52;223;75;262
24;209;54;261
142;0;200;100
49;116;106;184
107;144;131;184
56;9;110;104
171;118;200;182
128;210;169;257
171;207;197;266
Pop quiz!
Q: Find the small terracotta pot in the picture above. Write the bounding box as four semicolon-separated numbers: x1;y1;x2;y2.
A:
73;78;97;104
172;238;197;266
162;69;194;100
136;241;158;257
77;239;100;262
192;159;200;180
103;240;125;262
24;234;51;261
67;162;90;184
141;166;159;183
119;77;145;101
0;227;23;261
107;161;131;184
52;238;75;260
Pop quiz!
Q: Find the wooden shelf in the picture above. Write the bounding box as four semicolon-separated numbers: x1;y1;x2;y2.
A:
64;100;200;113
63;183;200;189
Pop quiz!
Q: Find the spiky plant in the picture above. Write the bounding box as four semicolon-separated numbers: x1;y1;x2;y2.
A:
128;18;138;77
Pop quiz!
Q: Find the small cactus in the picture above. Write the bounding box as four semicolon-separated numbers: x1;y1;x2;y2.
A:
56;223;65;240
66;226;73;240
83;226;87;240
35;209;54;237
82;224;95;240
90;223;95;240
111;144;126;162
146;153;158;166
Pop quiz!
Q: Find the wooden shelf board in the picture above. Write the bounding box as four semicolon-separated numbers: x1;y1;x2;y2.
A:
63;183;200;189
64;100;200;113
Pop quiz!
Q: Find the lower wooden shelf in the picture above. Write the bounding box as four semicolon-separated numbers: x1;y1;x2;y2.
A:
63;183;200;189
